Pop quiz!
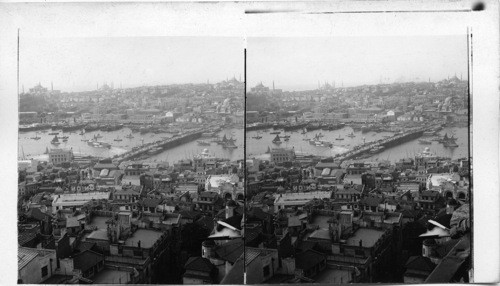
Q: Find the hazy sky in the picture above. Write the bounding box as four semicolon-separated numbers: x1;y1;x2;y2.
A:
20;36;243;92
248;35;468;91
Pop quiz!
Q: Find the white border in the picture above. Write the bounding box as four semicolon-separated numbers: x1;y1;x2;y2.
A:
1;0;498;284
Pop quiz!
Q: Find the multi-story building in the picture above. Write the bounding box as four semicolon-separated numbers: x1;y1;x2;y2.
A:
270;148;295;165
48;148;73;165
18;247;57;284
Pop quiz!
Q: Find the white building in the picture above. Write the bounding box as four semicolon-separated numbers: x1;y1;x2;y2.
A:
48;148;73;165
274;190;333;212
52;192;111;214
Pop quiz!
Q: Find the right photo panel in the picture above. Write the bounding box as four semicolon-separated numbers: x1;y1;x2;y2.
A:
244;35;471;283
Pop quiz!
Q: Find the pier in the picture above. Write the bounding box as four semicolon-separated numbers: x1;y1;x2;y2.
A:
111;130;204;163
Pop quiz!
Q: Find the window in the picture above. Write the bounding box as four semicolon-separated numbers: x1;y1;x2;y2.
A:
263;265;270;277
41;266;48;277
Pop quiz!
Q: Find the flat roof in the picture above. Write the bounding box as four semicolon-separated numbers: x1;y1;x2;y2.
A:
314;268;353;283
87;229;109;241
124;229;163;249
311;215;332;229
53;192;110;204
92;269;131;284
89;216;110;230
345;228;385;248
275;191;332;204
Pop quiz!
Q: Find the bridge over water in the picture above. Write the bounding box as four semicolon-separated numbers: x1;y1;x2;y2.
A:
111;129;204;163
335;125;438;162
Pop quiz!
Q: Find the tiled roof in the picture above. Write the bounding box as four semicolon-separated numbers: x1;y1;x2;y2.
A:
215;238;244;263
405;256;436;272
360;196;384;207
295;249;326;271
66;217;80;228
195;216;215;231
184;256;215;273
220;256;244;284
18;247;39;270
27;207;51;221
18;231;38;246
73;250;104;273
140;198;163;208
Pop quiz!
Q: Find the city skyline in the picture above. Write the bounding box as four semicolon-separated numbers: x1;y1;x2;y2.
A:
19;36;244;92
247;35;468;91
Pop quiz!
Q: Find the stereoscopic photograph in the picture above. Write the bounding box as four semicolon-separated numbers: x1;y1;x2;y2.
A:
1;0;498;285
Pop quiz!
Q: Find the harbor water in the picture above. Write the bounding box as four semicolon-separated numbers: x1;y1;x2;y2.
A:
246;126;469;162
19;127;244;163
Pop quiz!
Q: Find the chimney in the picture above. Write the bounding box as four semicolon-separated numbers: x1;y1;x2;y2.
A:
226;205;234;219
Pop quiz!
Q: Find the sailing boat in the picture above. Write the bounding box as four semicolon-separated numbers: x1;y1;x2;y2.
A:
272;134;282;145
335;134;344;141
223;137;238;149
79;128;86;135
281;132;290;141
347;132;355;138
125;133;134;139
30;132;41;140
114;135;123;142
252;131;262;139
439;133;449;143
51;135;61;145
443;132;458;148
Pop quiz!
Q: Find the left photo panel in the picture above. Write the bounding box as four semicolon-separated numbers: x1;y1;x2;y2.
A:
17;35;245;284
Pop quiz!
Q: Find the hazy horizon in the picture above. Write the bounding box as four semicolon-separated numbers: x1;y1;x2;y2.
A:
20;36;244;93
247;35;468;92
